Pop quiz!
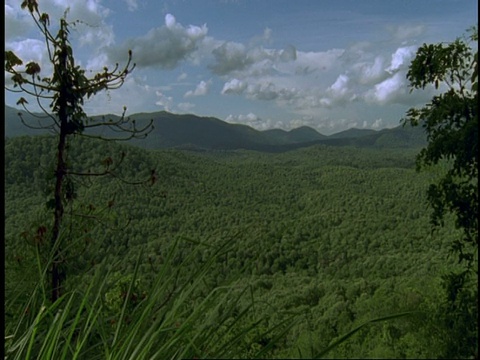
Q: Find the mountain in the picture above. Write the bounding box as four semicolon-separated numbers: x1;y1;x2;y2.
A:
263;126;327;144
4;105;427;151
5;105;53;137
327;128;377;139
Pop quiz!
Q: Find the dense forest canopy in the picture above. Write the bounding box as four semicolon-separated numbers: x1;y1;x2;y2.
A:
5;135;468;358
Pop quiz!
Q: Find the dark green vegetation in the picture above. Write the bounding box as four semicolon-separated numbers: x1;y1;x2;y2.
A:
5;134;469;358
402;26;478;358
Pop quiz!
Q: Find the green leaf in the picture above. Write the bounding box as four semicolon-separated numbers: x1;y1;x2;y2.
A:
5;50;23;69
25;62;41;76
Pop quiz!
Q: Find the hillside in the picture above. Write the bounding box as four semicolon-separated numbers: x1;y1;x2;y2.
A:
5;105;427;151
5;135;463;358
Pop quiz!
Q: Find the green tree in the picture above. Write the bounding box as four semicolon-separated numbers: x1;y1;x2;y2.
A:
5;0;154;302
403;26;478;358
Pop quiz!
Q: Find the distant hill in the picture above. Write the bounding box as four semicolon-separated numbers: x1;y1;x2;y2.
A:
4;105;427;151
263;126;327;144
327;128;377;139
5;105;53;137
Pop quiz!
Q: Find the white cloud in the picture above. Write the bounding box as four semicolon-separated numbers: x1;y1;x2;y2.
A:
226;112;259;123
5;0;114;52
106;13;208;69
221;78;247;94
222;77;300;104
366;72;407;104
155;91;174;111
246;82;279;101
371;118;384;129
5;2;32;39
209;41;252;75
386;46;416;74
77;24;115;48
352;56;387;85
293;48;345;76
5;38;47;65
328;74;350;98
225;112;283;130
184;80;211;97
279;44;297;62
165;13;176;29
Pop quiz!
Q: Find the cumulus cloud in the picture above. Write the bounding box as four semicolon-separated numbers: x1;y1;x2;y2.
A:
222;78;300;103
215;37;422;126
371;118;384;129
279;44;297;62
209;41;253;75
5;2;32;39
5;38;47;65
226;112;259;123
294;48;345;75
386;46;416;74
328;74;350;98
78;24;115;48
352;56;387;85
366;72;407;104
225;112;283;130
165;13;176;29
184;80;211;97
5;0;115;64
208;36;290;77
155;91;174;111
222;78;248;94
246;82;279;101
208;34;342;82
106;13;208;69
5;38;54;86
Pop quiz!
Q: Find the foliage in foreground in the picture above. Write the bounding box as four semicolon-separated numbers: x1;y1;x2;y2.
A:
403;26;478;358
5;234;298;359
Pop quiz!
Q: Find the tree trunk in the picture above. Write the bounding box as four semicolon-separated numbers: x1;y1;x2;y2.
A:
50;41;69;303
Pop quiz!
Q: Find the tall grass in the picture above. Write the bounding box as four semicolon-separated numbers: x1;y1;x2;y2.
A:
4;235;298;359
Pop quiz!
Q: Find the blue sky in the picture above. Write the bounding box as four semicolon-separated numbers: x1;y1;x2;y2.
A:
5;0;478;134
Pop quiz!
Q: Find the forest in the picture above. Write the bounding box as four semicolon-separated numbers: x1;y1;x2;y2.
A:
4;134;473;358
4;3;476;358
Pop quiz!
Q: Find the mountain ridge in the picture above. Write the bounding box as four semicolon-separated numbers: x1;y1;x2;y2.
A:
4;105;426;151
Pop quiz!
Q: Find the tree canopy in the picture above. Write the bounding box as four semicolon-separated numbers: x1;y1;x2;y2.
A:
402;26;478;358
403;27;478;267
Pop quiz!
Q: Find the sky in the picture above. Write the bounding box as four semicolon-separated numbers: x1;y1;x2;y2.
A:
5;0;478;135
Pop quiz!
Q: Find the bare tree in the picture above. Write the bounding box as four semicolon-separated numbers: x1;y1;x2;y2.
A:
5;0;155;302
